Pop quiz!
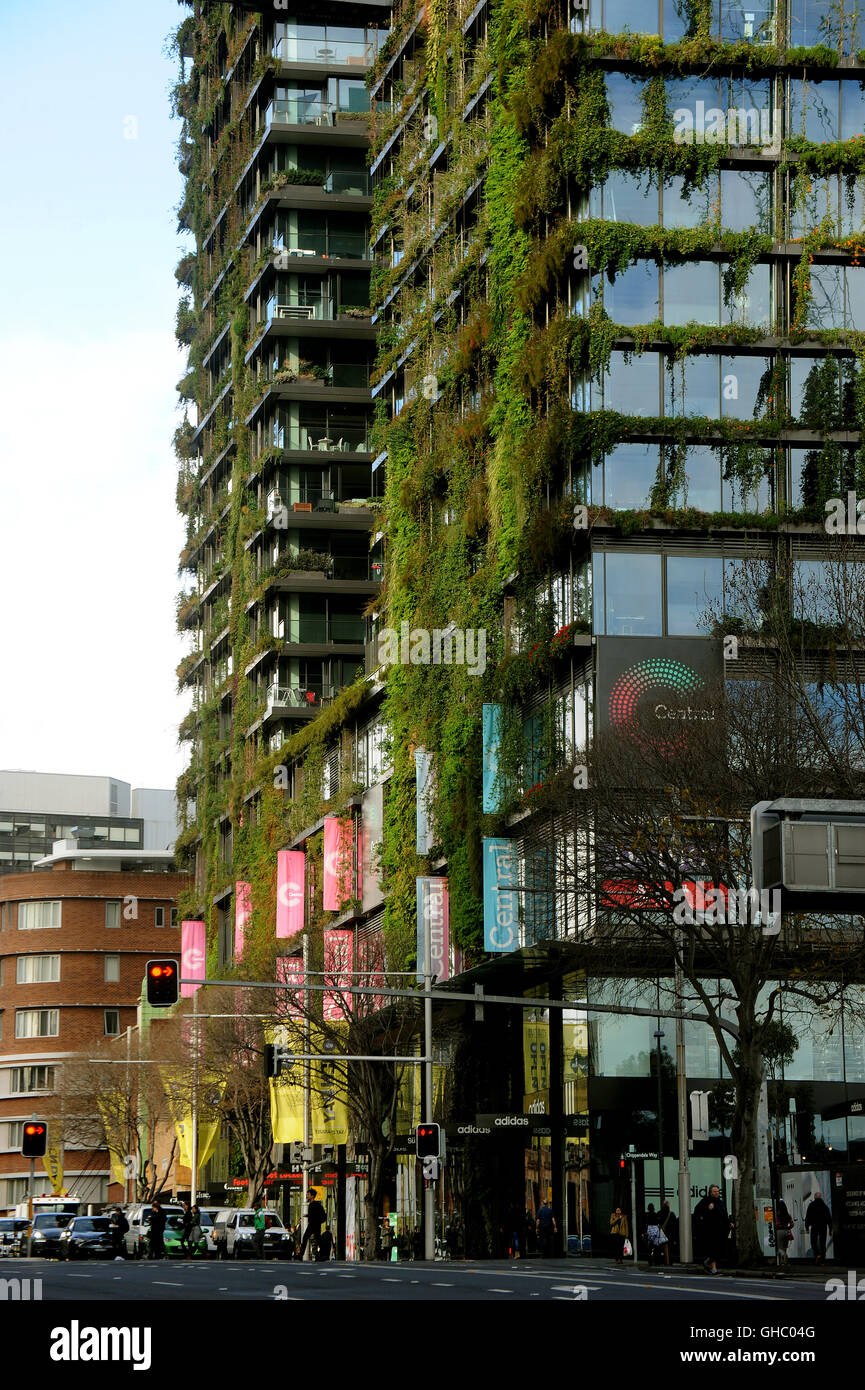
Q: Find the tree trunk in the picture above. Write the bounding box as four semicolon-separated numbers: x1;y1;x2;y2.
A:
363;1144;385;1261
730;1040;764;1266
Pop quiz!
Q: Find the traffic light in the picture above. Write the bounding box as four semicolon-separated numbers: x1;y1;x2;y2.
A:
22;1122;47;1158
415;1123;440;1159
145;959;179;1007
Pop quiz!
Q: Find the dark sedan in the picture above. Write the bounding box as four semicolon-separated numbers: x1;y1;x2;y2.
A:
18;1211;74;1258
58;1216;114;1261
0;1218;29;1255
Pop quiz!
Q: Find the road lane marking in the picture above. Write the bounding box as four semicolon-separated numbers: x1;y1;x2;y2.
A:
152;1280;184;1287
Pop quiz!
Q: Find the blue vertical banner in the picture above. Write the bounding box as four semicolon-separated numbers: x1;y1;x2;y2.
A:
482;703;503;813
483;838;520;953
415;747;433;855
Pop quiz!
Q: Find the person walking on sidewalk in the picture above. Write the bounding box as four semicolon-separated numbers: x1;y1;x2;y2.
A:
805;1192;832;1265
693;1185;732;1274
252;1201;267;1260
774;1198;794;1266
299;1189;327;1261
148;1200;167;1260
610;1207;629;1264
536;1199;558;1257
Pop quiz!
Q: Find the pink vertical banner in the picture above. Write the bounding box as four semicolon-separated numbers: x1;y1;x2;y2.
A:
323;929;353;1021
276;851;305;939
356;821;363;907
180;920;206;998
276;955;304;1019
427;877;450;982
323;817;353;911
235;881;251;957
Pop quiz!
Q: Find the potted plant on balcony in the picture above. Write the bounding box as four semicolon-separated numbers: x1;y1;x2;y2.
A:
297;359;331;386
337;304;370;320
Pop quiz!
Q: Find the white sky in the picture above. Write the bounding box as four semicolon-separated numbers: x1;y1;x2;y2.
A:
0;0;192;790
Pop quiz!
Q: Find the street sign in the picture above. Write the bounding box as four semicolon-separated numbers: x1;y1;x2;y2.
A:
620;1152;659;1161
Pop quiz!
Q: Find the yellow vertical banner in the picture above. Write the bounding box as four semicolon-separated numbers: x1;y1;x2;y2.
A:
310;1024;350;1144
42;1129;64;1195
266;1023;306;1143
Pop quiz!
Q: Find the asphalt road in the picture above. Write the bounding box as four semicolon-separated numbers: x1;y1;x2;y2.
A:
0;1256;835;1301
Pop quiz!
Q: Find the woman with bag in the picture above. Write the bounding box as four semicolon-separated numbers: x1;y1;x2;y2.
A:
775;1199;794;1266
186;1204;203;1260
610;1207;629;1264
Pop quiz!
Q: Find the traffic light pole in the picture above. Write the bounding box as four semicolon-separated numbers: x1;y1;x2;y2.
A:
27;1155;34;1259
190;987;199;1207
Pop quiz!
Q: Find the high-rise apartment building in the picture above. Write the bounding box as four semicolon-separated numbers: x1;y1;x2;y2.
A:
174;2;390;930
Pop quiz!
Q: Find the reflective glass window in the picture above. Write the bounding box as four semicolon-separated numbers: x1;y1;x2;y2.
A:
601;552;663;636
678;445;722;510
789;175;839;239
788;79;840;143
591;0;659;33
721;170;771;232
720;354;771;420
841;82;865;141
664;262;719;326
723;265;771;330
663;175;714;228
602;261;659;325
605;73;645;135
667;556;724;634
718;0;775;41
804;265;844;331
591;171;659;224
667;354;718;418
603;351;661;415
601;442;660;508
846;268;865;331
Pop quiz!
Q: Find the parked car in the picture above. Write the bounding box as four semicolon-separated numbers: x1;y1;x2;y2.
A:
212;1207;291;1260
193;1208;221;1258
17;1210;75;1258
0;1218;29;1255
58;1216;114;1261
124;1203;184;1260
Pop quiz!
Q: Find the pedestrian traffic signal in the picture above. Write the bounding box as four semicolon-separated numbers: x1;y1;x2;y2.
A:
145;959;179;1007
415;1123;440;1159
22;1122;47;1157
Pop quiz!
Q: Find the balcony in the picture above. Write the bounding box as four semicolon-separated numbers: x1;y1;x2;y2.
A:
267;295;334;322
272;31;383;68
266;681;335;714
272;233;369;261
265;99;370;128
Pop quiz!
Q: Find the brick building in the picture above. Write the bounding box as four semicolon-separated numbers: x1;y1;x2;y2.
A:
0;847;190;1211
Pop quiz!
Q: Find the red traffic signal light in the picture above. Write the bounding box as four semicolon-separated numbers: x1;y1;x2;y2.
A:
415;1123;440;1159
22;1123;47;1158
146;959;179;1007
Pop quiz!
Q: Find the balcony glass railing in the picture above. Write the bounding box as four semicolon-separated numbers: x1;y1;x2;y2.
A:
324;170;370;196
266;296;333;321
272;233;369;260
267;681;334;709
286;615;365;643
266;96;370;127
290;428;370;454
272;33;380;67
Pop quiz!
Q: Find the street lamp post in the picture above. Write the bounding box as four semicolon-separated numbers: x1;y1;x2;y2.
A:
654;1027;665;1207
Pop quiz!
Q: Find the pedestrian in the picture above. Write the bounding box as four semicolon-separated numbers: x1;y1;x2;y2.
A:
109;1207;128;1260
774;1198;794;1266
299;1188;327;1261
252;1200;267;1260
524;1209;537;1256
659;1200;677;1265
180;1200;193;1257
645;1208;667;1267
610;1206;629;1264
536;1198;557;1257
693;1184;732;1274
188;1204;203;1259
148;1200;167;1260
316;1225;334;1262
805;1192;832;1265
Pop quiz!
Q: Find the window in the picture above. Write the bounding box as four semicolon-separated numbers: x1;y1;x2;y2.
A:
155;906;165;927
104;955;120;983
594;552;663;636
104;1010;120;1036
105;901;121;929
170;908;179;928
666;557;724;635
15;1009;59;1039
16;955;60;984
6;1121;23;1149
9;1066;55;1093
18;901;61;930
